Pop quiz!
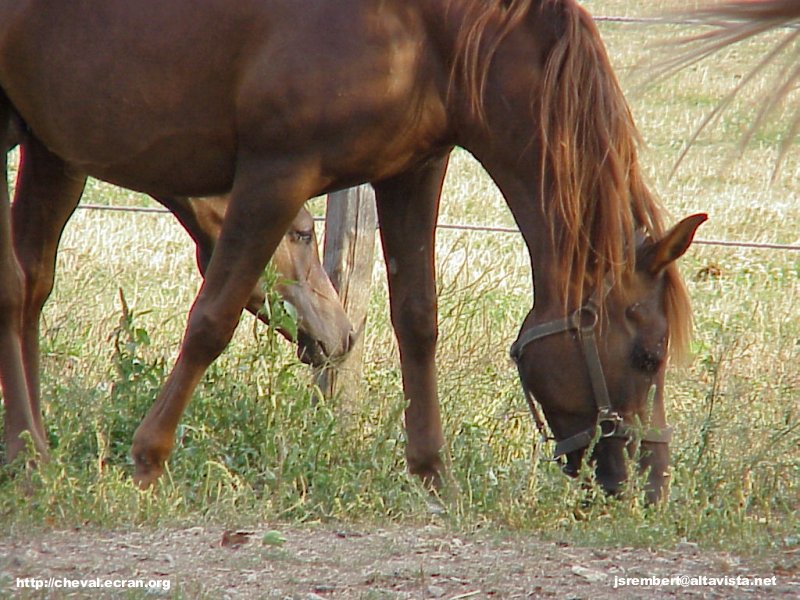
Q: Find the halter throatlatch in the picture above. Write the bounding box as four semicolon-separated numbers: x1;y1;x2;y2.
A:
509;289;672;461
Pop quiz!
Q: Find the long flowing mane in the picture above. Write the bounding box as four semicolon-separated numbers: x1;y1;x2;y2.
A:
453;0;692;359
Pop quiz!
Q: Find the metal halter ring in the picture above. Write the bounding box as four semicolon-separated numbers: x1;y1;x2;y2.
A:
571;303;600;333
597;409;625;438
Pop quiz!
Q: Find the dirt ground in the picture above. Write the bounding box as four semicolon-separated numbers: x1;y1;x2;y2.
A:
1;524;797;599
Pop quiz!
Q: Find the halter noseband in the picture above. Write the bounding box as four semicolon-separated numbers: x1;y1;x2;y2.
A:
509;287;672;461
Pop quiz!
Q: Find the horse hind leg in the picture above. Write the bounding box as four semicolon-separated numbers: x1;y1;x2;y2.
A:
131;161;309;488
0;97;47;462
12;136;86;445
150;194;222;276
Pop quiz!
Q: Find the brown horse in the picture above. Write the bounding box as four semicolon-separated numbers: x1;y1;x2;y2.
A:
0;0;704;502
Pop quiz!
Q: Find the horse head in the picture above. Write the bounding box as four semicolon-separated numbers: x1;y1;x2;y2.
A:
269;207;356;366
164;196;355;367
447;1;706;501
512;214;705;502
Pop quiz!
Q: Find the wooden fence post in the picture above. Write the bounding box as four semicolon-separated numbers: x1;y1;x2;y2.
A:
315;184;377;408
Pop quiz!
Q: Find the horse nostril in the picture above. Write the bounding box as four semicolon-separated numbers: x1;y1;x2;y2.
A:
346;329;357;353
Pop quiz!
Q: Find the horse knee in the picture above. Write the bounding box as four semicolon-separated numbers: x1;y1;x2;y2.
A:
392;295;438;357
182;305;239;365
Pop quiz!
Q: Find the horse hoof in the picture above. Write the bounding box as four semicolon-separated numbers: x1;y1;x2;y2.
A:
131;448;166;489
132;464;163;490
5;430;50;465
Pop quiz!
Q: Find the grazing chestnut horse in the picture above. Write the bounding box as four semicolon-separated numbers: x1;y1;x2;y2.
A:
0;0;704;502
153;195;354;367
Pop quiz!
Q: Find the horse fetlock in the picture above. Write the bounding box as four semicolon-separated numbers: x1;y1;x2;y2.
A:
131;451;166;489
406;451;444;490
639;441;670;504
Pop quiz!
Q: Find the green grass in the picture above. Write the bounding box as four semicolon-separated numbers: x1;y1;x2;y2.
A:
1;0;798;559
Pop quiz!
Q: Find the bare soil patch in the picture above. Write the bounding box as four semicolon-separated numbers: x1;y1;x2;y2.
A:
1;524;797;599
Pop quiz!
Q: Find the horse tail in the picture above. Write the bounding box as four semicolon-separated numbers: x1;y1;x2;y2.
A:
659;0;800;173
0;92;23;152
1;88;13;149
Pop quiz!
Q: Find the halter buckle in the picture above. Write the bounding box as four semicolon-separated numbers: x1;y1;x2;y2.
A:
597;409;625;438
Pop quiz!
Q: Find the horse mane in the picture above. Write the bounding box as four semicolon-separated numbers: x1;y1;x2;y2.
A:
657;0;800;175
448;0;534;121
452;0;692;360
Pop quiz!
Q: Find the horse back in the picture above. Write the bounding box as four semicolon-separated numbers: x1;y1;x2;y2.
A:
0;0;449;197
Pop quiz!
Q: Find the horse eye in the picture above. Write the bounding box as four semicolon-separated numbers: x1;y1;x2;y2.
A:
291;230;313;243
625;302;642;321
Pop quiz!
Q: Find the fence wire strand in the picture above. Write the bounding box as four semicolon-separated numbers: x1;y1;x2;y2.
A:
76;204;800;252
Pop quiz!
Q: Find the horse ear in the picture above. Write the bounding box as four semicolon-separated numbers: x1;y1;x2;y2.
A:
642;213;708;275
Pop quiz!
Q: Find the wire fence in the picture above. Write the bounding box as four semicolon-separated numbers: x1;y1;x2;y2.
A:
76;203;800;252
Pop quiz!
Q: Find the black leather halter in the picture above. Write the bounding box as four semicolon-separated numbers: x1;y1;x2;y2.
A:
509;290;672;460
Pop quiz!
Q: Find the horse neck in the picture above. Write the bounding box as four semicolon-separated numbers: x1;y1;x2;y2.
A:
447;0;651;317
414;0;534;127
502;167;590;315
413;1;570;311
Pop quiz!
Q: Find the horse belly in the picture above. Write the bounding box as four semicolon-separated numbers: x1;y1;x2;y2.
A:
15;104;238;197
77;133;238;198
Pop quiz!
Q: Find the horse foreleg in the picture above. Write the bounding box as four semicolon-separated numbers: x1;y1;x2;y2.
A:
12;137;85;444
373;153;450;489
639;368;670;503
152;194;271;323
131;164;308;488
